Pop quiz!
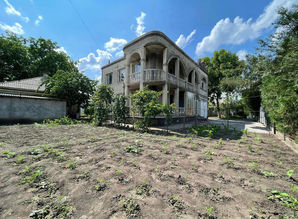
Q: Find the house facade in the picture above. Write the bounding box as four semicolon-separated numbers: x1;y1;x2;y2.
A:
102;31;208;118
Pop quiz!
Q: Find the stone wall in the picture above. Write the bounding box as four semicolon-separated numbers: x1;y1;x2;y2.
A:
0;96;66;123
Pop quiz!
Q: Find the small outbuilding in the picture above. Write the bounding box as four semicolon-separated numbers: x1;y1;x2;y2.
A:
0;76;66;123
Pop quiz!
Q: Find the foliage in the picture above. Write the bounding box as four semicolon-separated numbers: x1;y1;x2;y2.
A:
259;6;298;135
131;87;162;131
189;125;221;138
42;116;79;127
202;49;245;117
87;84;114;125
268;190;298;211
0;33;77;82
95;178;107;191
42;70;96;116
161;104;175;132
3;151;16;158
113;94;129;126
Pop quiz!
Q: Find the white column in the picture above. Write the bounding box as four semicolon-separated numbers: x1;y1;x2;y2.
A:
125;60;129;96
140;47;146;90
175;58;180;78
184;91;188;116
192;70;195;85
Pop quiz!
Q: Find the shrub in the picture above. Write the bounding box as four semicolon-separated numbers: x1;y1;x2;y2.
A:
113;94;129;126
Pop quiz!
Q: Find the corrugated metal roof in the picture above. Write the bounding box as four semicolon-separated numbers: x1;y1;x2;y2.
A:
0;76;46;92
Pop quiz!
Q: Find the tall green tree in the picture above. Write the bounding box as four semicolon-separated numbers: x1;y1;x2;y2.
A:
259;5;298;135
0;32;77;82
202;49;245;117
42;70;96;117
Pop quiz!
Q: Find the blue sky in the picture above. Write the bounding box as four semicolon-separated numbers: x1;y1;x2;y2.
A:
0;0;297;80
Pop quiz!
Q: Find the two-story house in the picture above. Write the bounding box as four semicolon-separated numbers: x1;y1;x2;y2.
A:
102;31;208;119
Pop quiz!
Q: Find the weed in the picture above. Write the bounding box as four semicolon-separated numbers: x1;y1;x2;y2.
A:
162;143;170;154
120;197;141;217
268;190;297;211
76;171;90;181
248;144;254;152
95;178;107;191
20;166;45;186
249;162;260;173
66;159;77;169
256;136;263;143
0;142;6;147
214;138;223;149
16;155;25;164
262;171;275;177
3;151;16;158
115;169;124;175
169;195;186;213
203;150;216;161
291;185;298;192
29;148;41;155
189;125;221;138
242;129;248;136
136;179;151;196
287;169;294;178
125;145;140;154
222;157;234;168
43;145;65;162
206;206;214;218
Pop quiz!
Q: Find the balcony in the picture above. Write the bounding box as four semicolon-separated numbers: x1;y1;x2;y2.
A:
144;69;165;82
129;72;140;84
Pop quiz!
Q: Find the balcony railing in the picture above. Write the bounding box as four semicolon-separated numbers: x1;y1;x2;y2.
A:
186;82;194;92
129;72;140;84
144;69;164;82
168;73;177;85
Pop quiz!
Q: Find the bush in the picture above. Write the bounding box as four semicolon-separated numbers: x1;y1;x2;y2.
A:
113;95;129;126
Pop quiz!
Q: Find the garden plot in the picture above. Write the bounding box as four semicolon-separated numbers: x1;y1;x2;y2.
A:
0;122;297;218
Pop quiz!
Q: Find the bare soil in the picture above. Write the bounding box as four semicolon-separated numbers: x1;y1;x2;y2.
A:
0;123;297;219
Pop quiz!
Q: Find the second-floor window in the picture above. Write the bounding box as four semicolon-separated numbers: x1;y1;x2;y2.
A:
133;64;141;73
106;73;112;84
119;69;126;82
201;78;206;90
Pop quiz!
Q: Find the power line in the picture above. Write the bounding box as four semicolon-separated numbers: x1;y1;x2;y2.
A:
67;0;98;47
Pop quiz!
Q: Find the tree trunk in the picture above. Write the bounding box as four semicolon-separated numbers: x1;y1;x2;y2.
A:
216;96;220;118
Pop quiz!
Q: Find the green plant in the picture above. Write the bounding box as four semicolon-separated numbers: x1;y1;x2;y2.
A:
206;206;214;217
161;103;175;133
0;142;6;147
249;161;260;173
120;197;141;217
131;87;163;131
113;94;129;126
87;84;114;125
242;129;248;136
16;155;25;164
203;150;216;160
95;178;107;191
248;144;254;152
214;138;223;149
20;166;45;186
287;169;294;178
115;169;124;175
268;190;297;211
43;146;65;162
162;143;169;154
76;171;90;180
3;151;16;158
222;157;234;168
262;171;275;177
125;145;140;154
66;159;77;169
136;179;151;196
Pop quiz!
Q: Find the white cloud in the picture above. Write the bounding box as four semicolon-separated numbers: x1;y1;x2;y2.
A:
3;0;30;23
35;15;43;26
78;49;112;72
236;50;248;60
0;22;24;34
176;29;196;49
55;46;67;54
135;11;146;37
115;50;124;58
195;0;297;56
104;37;127;53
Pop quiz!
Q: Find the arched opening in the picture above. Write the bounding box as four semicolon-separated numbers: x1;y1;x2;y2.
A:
129;53;141;73
201;77;207;90
168;58;176;75
195;71;199;84
188;70;193;83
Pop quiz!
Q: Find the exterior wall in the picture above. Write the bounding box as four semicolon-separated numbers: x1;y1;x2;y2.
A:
0;96;66;122
102;58;126;95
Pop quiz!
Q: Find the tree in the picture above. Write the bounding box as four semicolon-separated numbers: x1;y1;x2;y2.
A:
131;87;162;131
259;5;298;135
113;94;129;126
0;32;77;82
202;49;245;117
88;84;114;125
161;104;175;133
42;70;96;117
